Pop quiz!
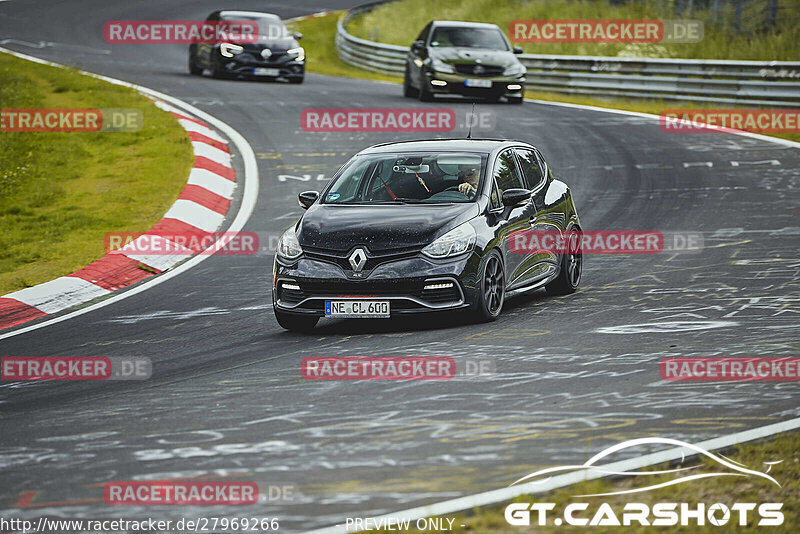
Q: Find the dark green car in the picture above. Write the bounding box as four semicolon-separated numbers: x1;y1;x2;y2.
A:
404;21;526;104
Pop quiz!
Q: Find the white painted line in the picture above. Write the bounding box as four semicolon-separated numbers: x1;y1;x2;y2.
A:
187;168;235;199
306;417;800;534
5;277;110;314
0;47;260;341
152;99;188;116
110;235;195;272
117;251;190;273
191;141;232;166
162;199;225;233
178;119;224;142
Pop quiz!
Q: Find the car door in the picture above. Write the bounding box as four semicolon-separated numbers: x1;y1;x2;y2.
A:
407;22;431;88
491;149;535;289
513;147;561;276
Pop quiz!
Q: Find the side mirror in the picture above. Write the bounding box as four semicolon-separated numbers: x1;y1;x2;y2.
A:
502;188;532;207
298;190;319;209
513;46;523;54
411;40;425;53
293;32;303;40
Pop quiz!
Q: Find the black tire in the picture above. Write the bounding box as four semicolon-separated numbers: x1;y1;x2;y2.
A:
508;96;523;104
473;250;505;322
418;79;434;102
210;55;226;79
275;309;319;332
545;228;582;295
188;53;202;75
403;68;419;98
288;77;304;84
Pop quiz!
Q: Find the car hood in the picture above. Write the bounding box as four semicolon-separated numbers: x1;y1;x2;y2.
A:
430;47;519;68
298;203;479;253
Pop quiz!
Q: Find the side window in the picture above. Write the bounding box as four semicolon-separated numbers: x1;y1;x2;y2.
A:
514;149;544;190
416;22;432;43
492;150;525;196
534;148;548;177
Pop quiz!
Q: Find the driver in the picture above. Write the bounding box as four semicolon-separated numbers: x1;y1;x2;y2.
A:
457;163;480;197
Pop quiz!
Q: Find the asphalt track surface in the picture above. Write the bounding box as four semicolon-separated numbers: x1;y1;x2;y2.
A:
1;1;799;531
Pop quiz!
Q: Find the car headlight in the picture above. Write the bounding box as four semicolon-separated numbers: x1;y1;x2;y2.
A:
220;43;244;57
422;222;476;259
277;228;303;260
287;47;305;62
430;59;454;74
503;63;526;76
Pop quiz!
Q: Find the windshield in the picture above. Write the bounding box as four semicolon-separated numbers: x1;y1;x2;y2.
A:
221;15;289;39
323;152;486;205
430;27;509;50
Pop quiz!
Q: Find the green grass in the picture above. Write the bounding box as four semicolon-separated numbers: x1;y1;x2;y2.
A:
388;430;800;533
0;52;193;294
287;13;400;83
349;0;800;60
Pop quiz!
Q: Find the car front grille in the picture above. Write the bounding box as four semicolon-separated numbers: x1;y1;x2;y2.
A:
239;47;289;64
454;64;504;77
303;248;420;273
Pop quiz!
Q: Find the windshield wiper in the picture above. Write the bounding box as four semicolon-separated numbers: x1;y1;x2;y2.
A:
392;197;430;204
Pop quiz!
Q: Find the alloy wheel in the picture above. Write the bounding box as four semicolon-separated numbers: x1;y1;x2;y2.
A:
484;255;505;316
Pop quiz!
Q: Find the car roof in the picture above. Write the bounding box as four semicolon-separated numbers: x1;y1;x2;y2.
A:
430;21;502;30
219;11;280;20
358;138;532;155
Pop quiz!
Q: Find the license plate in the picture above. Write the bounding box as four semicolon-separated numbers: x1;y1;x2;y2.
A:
465;79;492;88
325;300;390;318
254;67;280;76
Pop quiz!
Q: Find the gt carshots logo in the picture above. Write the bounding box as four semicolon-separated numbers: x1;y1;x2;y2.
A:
504;438;784;527
505;502;783;527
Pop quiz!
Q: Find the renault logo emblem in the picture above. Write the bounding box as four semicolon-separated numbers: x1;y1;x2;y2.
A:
261;48;272;59
349;248;367;272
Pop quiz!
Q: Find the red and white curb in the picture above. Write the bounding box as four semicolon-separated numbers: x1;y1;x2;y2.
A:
0;100;237;330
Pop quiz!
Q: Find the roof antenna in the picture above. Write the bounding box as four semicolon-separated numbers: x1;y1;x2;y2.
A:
467;102;475;139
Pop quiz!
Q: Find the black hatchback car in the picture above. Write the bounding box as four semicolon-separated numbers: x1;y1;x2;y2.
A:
189;10;304;83
404;21;526;103
272;139;582;331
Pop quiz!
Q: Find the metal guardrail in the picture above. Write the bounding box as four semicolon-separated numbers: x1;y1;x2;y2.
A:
335;2;800;107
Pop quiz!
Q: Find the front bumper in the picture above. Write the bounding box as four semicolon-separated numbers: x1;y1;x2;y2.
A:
425;71;525;98
273;252;481;317
219;49;304;79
